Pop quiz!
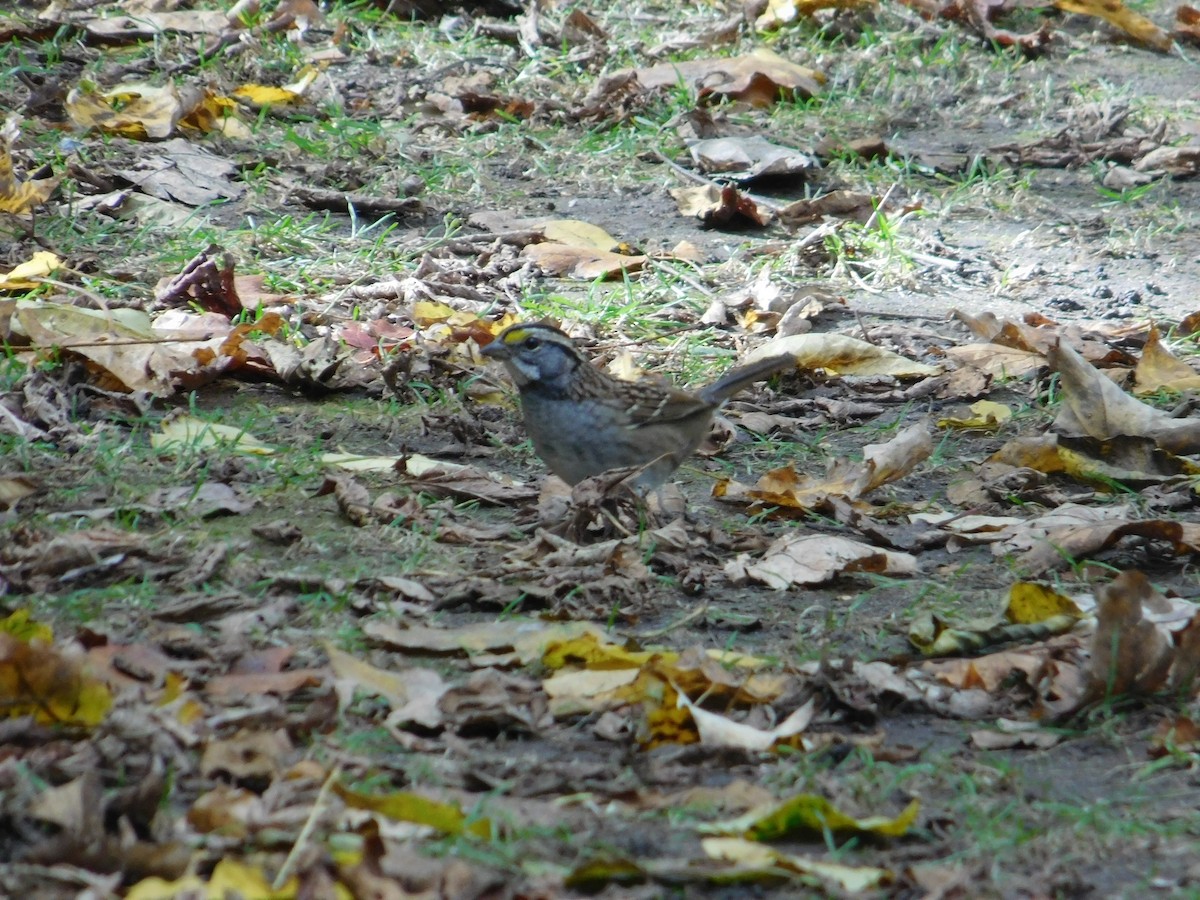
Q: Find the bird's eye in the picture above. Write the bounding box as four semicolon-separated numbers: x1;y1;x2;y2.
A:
524;337;541;350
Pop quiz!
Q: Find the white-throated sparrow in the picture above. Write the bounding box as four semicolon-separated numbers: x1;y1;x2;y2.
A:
481;321;794;488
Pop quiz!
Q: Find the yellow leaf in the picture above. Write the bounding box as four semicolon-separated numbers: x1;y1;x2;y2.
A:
412;299;459;326
699;794;919;841
0;633;112;727
66;81;183;139
125;858;304;900
542;633;676;670
702;837;892;891
542;219;619;251
152;415;277;455
334;782;491;838
938;400;1012;431
0;119;60;216
179;89;248;137
742;332;940;378
233;83;305;106
0;252;62;290
1053;0;1172;50
1005;582;1085;625
0;609;54;643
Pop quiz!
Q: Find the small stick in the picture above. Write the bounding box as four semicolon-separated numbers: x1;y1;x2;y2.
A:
273;764;341;890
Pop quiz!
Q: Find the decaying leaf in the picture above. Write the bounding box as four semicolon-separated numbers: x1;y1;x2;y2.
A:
699;793;919;841
66;81;185;139
0;628;112;727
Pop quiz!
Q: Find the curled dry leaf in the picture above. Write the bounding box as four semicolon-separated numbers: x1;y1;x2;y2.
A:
669;183;769;227
676;693;815;751
0;118;61;216
742;332;940;377
715;421;932;512
623;48;824;107
1133;324;1200;394
1086;571;1176;701
726;533;918;590
1049;338;1200;455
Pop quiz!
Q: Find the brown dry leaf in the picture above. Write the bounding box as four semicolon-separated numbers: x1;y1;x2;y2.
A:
1052;0;1172;50
204;668;326;697
970;719;1066;750
627;48;824;106
325;642;448;730
0;475;37;510
116;137;245;206
1133;325;1200;394
0;117;60;215
716;421;932;511
777;189;878;225
1049;339;1200;455
1149;715;1200;756
744;332;940;377
1011;516;1200;575
364;618;605;664
943;342;1045;379
402;455;540;505
199;729;292;782
81;9;228;40
522;240;647;279
669;183;770;227
688;136;818;183
726;533;918;590
1088;571;1175;699
1178;5;1200;43
187;785;265;837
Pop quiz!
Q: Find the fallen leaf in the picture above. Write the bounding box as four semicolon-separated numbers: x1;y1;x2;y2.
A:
727;533;918;589
1053;0;1172;51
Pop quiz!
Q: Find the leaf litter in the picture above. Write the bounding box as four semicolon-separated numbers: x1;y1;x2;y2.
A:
2;0;1200;896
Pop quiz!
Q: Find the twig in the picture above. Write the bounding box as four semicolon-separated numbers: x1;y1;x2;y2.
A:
637;601;709;639
273;763;341;890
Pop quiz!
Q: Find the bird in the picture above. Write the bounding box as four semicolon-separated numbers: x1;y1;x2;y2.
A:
480;321;794;489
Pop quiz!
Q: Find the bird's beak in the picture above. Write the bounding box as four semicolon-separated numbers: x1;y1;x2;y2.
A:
481;339;509;360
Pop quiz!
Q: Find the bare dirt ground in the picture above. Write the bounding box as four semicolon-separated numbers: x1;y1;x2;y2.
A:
3;1;1200;898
